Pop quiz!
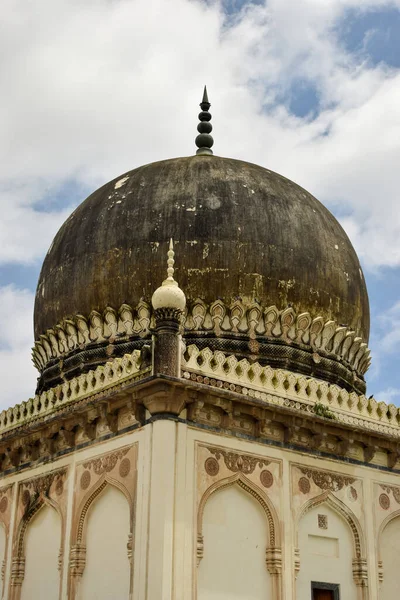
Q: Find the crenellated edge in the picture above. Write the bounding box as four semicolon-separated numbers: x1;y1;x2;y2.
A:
181;345;399;437
31;299;371;377
0;350;147;436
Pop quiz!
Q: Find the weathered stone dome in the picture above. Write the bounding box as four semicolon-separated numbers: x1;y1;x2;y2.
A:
34;154;370;393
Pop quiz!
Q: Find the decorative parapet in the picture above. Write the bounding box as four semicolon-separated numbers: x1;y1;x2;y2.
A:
32;302;152;372
181;345;400;437
184;300;370;377
32;299;371;377
0;350;147;436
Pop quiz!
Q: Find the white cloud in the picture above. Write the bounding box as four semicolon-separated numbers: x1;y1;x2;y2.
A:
1;0;400;406
374;386;400;406
0;286;37;409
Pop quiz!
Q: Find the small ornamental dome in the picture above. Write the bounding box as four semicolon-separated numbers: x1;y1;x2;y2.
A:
33;89;370;395
151;240;186;312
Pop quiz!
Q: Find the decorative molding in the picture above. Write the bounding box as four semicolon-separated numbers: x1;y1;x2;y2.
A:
197;473;278;548
205;447;271;475
0;350;147;436
82;448;129;477
299;492;363;560
379;493;390;510
10;468;67;599
21;469;67;502
196;470;282;598
32;299;370;377
32;302;152;372
299;468;355;492
182;345;400;439
69;444;137;600
381;484;400;504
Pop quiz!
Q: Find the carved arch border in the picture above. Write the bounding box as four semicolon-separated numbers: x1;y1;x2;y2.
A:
69;472;135;600
295;491;368;594
10;494;64;600
74;473;134;544
196;472;282;600
376;507;400;587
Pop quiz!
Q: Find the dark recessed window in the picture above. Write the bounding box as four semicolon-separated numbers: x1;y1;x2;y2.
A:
311;581;340;600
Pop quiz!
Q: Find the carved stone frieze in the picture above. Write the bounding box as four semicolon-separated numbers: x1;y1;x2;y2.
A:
380;484;400;505
299;467;355;492
205;447;271;475
82;447;130;476
21;468;67;506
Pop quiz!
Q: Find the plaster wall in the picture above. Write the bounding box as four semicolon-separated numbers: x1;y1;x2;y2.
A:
296;504;356;600
80;484;130;600
380;515;400;599
0;419;399;599
21;504;61;600
198;485;271;600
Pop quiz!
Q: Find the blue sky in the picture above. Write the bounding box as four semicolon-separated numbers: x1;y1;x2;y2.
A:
1;0;400;408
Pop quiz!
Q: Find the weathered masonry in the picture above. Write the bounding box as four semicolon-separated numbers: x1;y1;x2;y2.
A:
0;89;398;600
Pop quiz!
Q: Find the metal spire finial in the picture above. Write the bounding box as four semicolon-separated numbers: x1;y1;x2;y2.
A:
195;86;214;156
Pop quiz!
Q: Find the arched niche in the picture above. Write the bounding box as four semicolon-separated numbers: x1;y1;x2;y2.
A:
20;502;61;600
70;478;133;600
378;509;400;598
296;492;367;600
197;473;281;600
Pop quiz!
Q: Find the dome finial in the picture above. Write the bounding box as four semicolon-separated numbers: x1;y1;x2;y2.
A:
195;86;214;156
166;238;176;283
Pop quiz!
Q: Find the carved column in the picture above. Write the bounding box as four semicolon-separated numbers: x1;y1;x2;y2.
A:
9;558;25;600
69;543;87;599
353;558;368;600
266;547;282;600
153;308;183;378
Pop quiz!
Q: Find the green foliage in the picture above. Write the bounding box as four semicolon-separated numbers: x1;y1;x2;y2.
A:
313;402;336;420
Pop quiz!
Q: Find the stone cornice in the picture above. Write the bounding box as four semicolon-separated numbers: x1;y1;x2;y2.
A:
0;370;400;475
32;299;371;377
0;350;147;437
181;345;400;439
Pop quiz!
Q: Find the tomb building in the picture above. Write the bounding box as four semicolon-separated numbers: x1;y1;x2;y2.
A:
0;89;398;600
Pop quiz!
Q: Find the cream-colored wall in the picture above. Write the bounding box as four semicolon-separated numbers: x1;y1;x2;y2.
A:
1;420;400;599
80;484;131;600
296;504;356;600
0;524;6;599
21;504;61;600
198;484;271;600
380;515;400;599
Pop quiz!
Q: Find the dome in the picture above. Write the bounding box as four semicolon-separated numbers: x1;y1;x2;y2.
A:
33;154;370;393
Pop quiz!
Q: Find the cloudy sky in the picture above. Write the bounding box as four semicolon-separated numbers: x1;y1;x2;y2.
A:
1;0;400;409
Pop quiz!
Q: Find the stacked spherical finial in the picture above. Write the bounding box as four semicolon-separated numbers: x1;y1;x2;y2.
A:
151;239;186;312
195;86;214;156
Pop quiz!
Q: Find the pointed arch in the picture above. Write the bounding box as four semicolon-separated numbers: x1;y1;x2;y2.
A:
197;472;282;600
73;473;132;545
69;474;134;600
11;495;63;600
198;471;280;548
296;491;365;559
378;507;400;552
377;507;400;591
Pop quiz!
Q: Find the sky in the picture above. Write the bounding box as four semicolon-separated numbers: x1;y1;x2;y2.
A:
1;0;400;409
